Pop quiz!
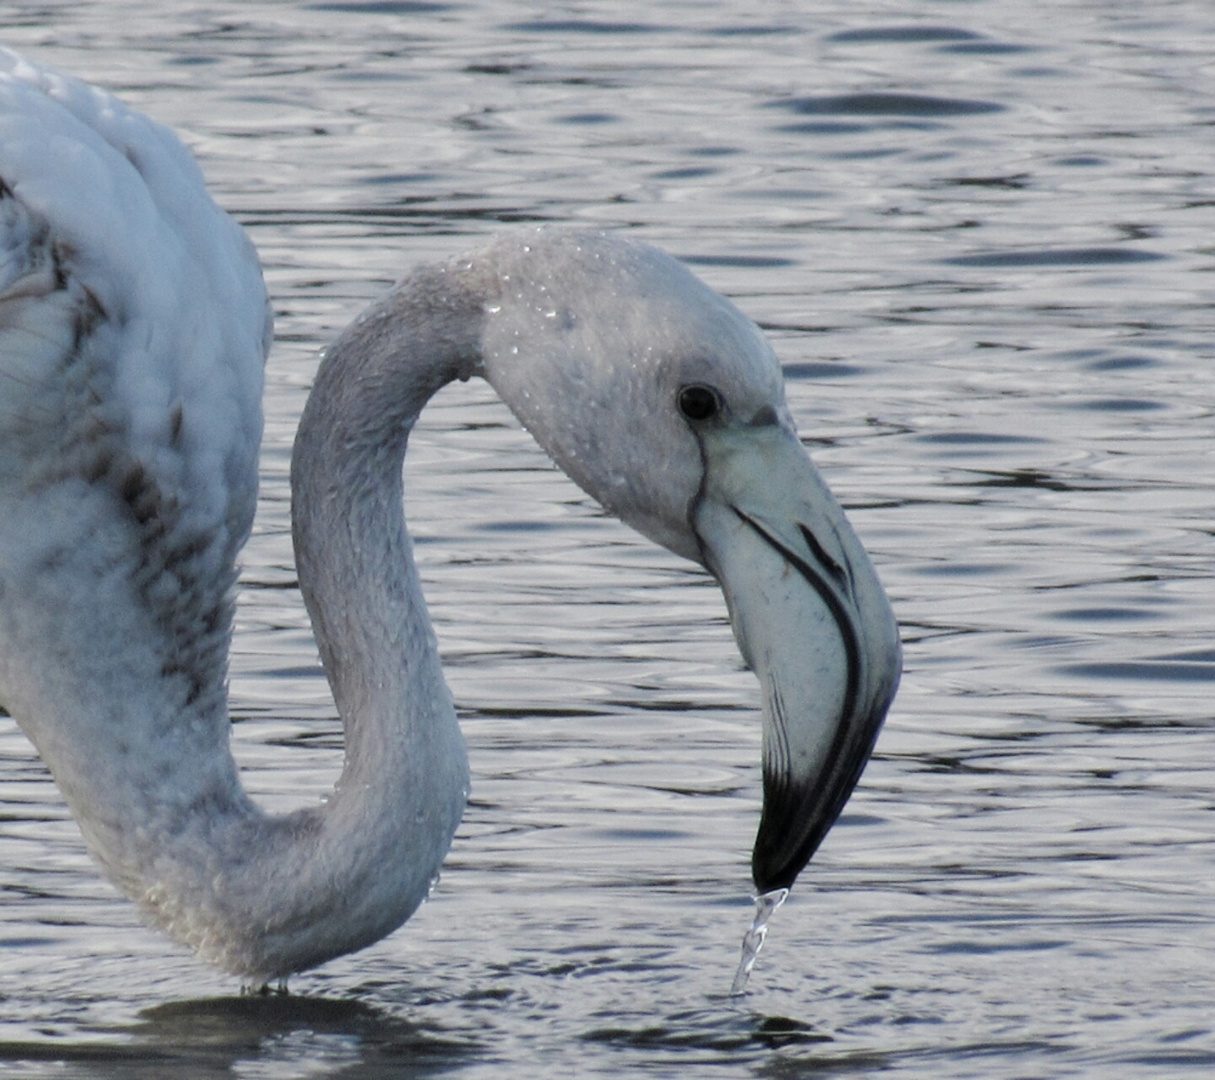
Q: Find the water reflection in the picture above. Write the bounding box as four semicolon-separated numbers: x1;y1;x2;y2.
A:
0;996;477;1079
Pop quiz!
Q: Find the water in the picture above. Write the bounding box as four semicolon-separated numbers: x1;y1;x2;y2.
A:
2;1;1213;1075
729;889;789;997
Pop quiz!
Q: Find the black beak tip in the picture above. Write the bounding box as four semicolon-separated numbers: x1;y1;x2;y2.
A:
750;785;824;895
750;684;896;895
751;855;800;896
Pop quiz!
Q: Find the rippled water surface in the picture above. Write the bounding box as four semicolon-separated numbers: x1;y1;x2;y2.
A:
2;1;1214;1076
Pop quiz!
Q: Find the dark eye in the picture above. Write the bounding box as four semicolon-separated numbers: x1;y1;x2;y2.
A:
678;384;722;422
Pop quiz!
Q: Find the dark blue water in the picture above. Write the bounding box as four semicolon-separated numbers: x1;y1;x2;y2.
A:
1;2;1212;1076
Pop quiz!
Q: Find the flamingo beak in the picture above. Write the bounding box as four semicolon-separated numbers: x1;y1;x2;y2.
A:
691;417;900;893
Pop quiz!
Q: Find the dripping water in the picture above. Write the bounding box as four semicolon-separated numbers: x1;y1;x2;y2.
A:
729;888;788;996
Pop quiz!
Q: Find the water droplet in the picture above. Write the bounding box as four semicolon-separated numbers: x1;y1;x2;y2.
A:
729;887;788;996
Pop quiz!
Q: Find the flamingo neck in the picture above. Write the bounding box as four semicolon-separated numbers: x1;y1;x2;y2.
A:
134;267;480;980
292;263;483;842
242;265;483;979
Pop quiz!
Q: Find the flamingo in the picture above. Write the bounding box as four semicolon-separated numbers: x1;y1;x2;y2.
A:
0;48;899;982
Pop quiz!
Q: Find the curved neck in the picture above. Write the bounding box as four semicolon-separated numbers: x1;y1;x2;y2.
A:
291;266;483;796
237;265;483;979
102;266;482;981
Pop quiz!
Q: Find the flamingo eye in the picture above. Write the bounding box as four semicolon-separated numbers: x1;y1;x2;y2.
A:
678;384;722;422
